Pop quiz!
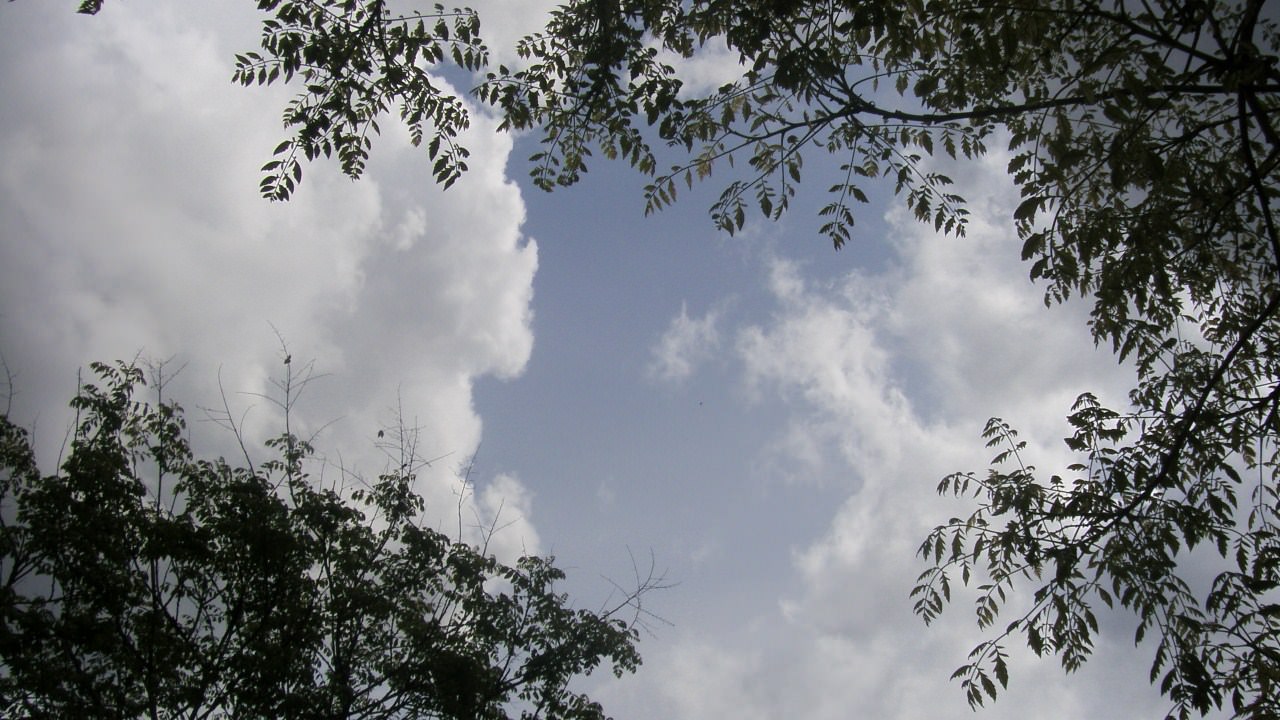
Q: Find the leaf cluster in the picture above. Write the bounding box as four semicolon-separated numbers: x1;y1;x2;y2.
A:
478;0;983;247
196;0;480;199
915;390;1280;718
0;361;642;719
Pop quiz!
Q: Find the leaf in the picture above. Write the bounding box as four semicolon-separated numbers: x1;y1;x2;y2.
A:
980;672;998;701
914;73;940;99
1014;196;1041;223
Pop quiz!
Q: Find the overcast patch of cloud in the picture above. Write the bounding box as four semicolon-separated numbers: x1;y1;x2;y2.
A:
0;1;539;557
648;301;723;383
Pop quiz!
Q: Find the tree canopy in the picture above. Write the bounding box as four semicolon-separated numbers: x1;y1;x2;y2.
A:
0;360;646;719
62;0;1280;716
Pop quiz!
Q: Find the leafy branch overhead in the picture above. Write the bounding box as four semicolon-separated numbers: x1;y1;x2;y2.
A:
222;1;489;199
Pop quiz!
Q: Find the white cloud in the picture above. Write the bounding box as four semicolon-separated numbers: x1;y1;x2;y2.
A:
737;257;913;482
473;472;542;558
648;301;722;383
0;0;539;554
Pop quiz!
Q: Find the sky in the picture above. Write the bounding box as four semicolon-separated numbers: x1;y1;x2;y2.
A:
0;2;1215;718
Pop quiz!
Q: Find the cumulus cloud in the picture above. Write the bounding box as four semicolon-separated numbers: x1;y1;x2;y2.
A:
0;0;539;555
648;301;722;383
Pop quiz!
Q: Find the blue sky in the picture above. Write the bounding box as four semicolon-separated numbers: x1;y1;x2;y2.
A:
0;2;1216;718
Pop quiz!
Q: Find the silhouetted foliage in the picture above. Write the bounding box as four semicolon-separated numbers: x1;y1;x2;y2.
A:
0;361;644;719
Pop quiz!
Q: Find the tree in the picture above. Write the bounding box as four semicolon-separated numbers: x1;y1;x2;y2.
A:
63;0;1280;716
0;359;650;719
